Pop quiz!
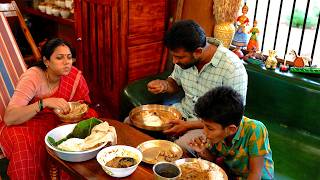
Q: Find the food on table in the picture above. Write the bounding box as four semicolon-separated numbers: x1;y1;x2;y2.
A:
137;140;183;164
155;150;178;162
105;157;137;168
140;110;177;124
130;105;182;131
57;138;85;151
176;159;226;180
66;103;87;115
178;161;210;180
142;112;163;126
48;118;117;151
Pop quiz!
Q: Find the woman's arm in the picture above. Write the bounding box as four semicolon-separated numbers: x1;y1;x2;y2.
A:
4;98;70;126
4;102;39;125
247;156;264;180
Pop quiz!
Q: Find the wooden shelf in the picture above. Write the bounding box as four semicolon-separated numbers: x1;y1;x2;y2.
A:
24;7;75;26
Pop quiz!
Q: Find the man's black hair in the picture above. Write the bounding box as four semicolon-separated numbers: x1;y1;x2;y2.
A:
195;86;244;128
164;20;206;52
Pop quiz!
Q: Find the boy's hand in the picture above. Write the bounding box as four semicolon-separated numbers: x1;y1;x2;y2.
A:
189;136;207;153
189;137;215;161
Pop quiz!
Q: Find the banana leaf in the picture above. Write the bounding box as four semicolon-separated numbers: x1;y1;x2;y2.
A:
68;117;102;139
49;117;102;146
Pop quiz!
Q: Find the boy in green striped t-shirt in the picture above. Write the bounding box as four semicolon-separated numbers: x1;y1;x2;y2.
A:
189;86;274;179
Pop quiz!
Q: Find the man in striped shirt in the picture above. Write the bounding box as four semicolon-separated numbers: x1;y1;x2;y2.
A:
147;20;248;151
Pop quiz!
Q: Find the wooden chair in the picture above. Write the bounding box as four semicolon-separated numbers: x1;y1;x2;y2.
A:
0;10;27;179
0;1;41;63
0;10;61;180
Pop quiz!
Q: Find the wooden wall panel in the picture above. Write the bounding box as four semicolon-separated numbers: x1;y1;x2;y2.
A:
128;0;166;35
181;0;214;36
128;31;165;47
128;42;163;82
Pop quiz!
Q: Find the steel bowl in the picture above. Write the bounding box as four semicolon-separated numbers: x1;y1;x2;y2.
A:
54;102;88;123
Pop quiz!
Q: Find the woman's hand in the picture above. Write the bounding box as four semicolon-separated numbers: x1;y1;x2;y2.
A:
147;79;168;94
43;98;70;114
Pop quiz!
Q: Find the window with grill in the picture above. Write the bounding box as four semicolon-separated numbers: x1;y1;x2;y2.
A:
242;0;319;66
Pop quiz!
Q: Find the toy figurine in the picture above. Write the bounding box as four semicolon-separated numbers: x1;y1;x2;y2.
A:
265;50;278;69
279;58;289;72
232;47;244;58
288;49;310;67
232;3;249;49
247;20;260;51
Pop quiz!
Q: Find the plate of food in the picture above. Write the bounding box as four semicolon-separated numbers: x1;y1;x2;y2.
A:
129;104;182;131
45;118;117;162
174;158;228;180
54;101;88;123
136;140;183;164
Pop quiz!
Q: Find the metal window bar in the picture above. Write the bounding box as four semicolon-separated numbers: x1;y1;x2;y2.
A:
284;0;297;58
251;0;319;63
260;0;271;52
298;0;311;55
311;13;320;61
273;0;284;50
253;0;259;21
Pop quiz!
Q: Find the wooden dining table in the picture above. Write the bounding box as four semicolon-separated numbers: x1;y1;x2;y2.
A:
46;119;156;179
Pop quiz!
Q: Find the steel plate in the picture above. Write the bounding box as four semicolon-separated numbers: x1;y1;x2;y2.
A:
175;158;228;180
129;104;182;131
137;140;183;164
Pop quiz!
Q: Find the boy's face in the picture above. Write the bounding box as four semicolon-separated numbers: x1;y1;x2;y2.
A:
203;120;237;144
202;120;228;144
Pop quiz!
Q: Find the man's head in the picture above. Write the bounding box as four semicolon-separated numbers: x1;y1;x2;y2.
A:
195;86;244;143
164;20;206;69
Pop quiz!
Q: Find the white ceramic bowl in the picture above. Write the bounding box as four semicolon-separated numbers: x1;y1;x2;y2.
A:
45;123;107;162
97;145;142;178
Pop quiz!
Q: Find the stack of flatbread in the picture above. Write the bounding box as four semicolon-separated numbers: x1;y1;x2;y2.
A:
58;122;117;151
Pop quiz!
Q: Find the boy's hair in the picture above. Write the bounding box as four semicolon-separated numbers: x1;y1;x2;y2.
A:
164;20;206;52
195;86;244;128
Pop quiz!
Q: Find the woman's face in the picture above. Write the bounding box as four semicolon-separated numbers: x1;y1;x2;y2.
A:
45;45;72;76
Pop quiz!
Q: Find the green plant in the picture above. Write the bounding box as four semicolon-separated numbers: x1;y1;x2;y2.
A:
286;8;319;29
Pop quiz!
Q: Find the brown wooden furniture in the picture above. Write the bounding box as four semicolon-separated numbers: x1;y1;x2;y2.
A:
46;119;154;179
74;0;169;116
21;4;76;48
0;1;41;62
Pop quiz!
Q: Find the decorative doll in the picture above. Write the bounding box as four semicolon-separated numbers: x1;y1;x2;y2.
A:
265;50;278;69
232;3;249;49
247;20;260;51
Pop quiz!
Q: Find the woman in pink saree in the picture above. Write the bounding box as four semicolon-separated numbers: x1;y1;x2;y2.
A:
0;38;97;179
